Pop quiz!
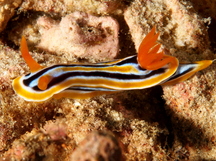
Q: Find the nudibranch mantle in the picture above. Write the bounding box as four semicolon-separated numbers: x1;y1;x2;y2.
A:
12;27;214;102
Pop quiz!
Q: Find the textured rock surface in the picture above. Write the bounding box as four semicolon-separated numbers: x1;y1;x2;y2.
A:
0;0;216;160
124;0;213;61
70;131;122;161
163;67;216;160
20;0;123;16
0;0;22;32
124;0;216;160
37;12;119;61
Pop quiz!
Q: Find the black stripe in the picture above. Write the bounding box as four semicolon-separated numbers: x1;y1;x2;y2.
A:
165;64;195;82
30;68;166;91
23;55;138;86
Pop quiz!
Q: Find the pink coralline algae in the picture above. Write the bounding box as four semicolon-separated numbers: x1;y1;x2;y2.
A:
37;12;119;61
42;121;68;141
70;131;123;161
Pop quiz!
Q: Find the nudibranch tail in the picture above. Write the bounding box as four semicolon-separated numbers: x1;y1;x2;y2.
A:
162;60;214;86
21;36;43;73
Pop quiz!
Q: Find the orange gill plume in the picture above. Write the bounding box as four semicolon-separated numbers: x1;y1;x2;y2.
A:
137;26;177;70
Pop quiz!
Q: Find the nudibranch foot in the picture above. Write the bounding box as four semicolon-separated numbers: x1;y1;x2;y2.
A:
53;89;117;100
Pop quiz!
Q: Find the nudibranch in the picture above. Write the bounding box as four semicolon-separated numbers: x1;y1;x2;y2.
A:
12;27;214;102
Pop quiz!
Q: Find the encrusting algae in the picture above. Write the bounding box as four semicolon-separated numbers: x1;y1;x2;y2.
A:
0;0;216;160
